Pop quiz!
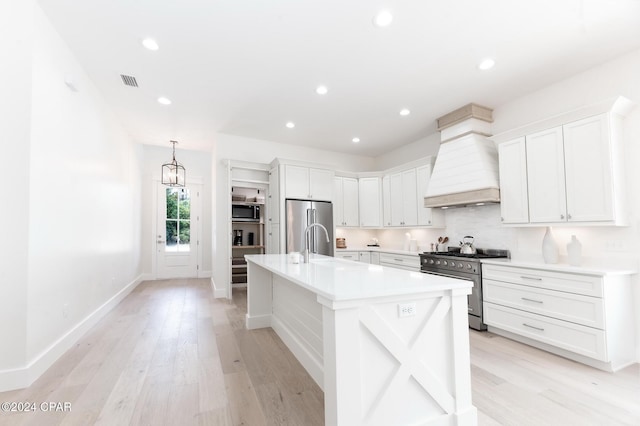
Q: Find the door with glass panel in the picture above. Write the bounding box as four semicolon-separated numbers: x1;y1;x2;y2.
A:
156;183;200;278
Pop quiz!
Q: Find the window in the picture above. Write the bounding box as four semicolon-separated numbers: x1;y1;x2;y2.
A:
166;188;190;252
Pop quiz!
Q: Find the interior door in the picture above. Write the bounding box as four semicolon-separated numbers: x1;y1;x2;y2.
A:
156;183;201;278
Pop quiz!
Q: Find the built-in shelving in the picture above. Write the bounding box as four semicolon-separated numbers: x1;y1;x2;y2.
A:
230;186;266;287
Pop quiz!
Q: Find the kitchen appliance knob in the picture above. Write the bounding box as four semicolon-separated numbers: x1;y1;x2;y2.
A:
458;263;463;268
443;261;448;266
435;260;440;265
429;259;434;264
466;264;472;269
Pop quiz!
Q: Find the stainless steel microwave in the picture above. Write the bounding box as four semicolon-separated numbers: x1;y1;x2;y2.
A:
232;204;260;222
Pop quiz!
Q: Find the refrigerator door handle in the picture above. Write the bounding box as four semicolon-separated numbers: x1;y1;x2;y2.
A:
306;208;313;253
312;209;318;253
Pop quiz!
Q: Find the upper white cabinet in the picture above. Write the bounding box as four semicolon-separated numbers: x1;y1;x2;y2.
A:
358;177;382;227
496;100;632;226
498;138;529;224
388;169;418;226
563;115;615;222
416;164;443;226
334;177;359;227
381;164;442;228
284;165;333;201
268;166;280;224
526;126;568;223
382;176;391;226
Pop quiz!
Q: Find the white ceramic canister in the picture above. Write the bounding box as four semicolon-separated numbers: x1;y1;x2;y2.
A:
542;227;559;264
567;235;582;266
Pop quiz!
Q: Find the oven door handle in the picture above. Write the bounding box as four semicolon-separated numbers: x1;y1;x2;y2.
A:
421;270;473;281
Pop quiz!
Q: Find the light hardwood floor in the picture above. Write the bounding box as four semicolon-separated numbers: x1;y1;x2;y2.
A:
0;278;638;425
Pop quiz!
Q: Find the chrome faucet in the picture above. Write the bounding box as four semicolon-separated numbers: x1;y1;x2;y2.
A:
303;223;330;263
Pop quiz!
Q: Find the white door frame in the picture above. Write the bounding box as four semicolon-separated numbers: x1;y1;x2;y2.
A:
151;176;204;279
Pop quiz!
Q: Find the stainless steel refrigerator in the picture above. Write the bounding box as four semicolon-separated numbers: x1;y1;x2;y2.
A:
285;199;334;256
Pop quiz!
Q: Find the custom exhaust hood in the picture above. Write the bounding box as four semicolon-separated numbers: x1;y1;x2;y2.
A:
424;103;500;208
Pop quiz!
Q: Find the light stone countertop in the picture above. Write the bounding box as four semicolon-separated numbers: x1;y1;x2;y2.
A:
335;246;423;256
245;253;471;302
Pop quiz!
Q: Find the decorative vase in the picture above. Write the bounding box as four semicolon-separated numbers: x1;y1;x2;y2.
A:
542;227;559;264
567;235;582;266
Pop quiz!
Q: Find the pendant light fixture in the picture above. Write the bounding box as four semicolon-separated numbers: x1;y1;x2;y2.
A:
162;140;186;187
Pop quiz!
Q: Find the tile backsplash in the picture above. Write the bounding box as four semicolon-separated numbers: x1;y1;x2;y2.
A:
337;203;639;270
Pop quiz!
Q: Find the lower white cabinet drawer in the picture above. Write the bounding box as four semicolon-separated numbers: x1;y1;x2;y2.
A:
379;252;420;272
334;251;359;261
379;253;419;267
482;264;603;297
484;303;607;361
484;280;605;329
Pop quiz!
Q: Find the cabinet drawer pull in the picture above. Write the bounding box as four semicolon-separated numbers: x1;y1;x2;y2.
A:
520;276;542;281
522;323;544;332
521;297;543;304
394;258;404;262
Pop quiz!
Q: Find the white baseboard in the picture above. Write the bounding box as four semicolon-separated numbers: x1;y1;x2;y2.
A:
0;274;144;392
139;272;154;282
246;313;271;330
210;277;228;299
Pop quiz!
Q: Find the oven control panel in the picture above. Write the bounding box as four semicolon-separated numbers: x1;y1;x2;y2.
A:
420;256;480;274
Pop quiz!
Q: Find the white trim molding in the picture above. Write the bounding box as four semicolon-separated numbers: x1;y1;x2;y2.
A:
0;274;144;392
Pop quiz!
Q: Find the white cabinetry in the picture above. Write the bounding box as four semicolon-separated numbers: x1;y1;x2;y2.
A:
498;138;529;224
563;115;616;222
382;176;391;226
526;127;567;223
388;169;418;227
268;166;280;224
496;99;632;226
284;164;333;201
382;164;441;228
334;177;359;227
482;263;635;372
358;177;382;227
335;251;371;263
379;252;420;272
416;165;443;226
266;222;280;254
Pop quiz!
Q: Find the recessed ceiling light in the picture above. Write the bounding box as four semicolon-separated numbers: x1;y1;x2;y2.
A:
142;38;159;51
352;137;360;143
316;85;328;95
478;58;495;70
286;122;295;129
157;96;172;105
373;10;393;27
399;108;411;116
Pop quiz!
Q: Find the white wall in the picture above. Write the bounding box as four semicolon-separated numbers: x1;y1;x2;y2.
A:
0;0;33;374
140;145;212;277
374;133;441;171
0;4;143;390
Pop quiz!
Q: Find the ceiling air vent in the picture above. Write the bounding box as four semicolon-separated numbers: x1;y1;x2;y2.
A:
120;74;139;87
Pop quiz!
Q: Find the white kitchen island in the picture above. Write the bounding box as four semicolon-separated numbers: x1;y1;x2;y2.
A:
245;253;477;426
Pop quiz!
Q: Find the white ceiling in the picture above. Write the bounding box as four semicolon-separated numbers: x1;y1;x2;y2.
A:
37;0;640;156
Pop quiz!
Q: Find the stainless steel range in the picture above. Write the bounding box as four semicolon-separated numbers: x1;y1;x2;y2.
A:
419;248;509;331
